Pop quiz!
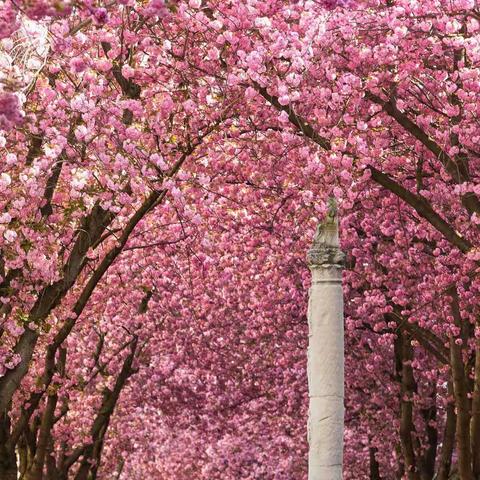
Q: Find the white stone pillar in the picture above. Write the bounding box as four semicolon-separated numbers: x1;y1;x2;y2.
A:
306;199;345;480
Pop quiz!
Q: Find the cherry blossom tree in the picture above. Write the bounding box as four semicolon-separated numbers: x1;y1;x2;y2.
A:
1;0;480;479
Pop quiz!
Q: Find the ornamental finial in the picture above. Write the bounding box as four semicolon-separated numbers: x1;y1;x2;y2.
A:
312;197;339;248
307;197;344;268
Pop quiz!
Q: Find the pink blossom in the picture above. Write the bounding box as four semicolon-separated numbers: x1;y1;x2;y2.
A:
95;59;113;72
0;92;22;130
70;57;87;73
0;212;12;223
121;65;135;79
0;1;19;41
0;172;11;189
3;229;17;243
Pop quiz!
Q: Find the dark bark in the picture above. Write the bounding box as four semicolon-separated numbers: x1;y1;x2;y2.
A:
450;335;473;479
101;41;141;127
23;348;66;480
25;392;58;480
0;411;17;480
45;437;60;480
395;329;420;480
470;335;480;477
364;93;463;179
386;311;449;365
18;435;29;479
369;444;382;480
448;288;474;480
26;134;43;166
396;454;406;480
437;383;456;480
419;396;437;480
40;155;64;218
40;118;79;219
451;345;473;479
254;83;331;150
114;459;125;480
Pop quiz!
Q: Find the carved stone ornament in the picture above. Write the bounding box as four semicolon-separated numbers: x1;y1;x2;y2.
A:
306;198;345;269
307;246;345;268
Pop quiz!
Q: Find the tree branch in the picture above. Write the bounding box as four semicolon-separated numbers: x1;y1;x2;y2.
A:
254;85;476;253
365;91;480;216
0;203;114;413
368;166;472;253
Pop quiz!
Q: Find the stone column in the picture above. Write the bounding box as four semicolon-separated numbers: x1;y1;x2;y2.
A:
306;199;345;480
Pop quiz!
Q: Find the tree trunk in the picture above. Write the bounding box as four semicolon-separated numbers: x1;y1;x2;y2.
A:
0;462;18;480
450;336;473;480
420;392;437;480
470;335;480;477
396;329;420;480
25;392;58;480
0;411;17;480
369;445;381;480
437;382;456;480
448;287;474;480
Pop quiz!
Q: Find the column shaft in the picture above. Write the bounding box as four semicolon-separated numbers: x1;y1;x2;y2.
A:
307;268;344;480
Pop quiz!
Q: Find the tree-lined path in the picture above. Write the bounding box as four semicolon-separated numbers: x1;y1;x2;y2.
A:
0;0;479;478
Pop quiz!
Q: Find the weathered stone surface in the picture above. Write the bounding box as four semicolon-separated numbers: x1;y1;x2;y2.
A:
307;199;344;480
307;280;344;398
308;396;344;480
